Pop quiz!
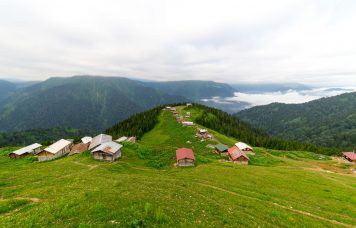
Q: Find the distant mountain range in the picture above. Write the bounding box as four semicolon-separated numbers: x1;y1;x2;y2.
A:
0;76;237;132
145;80;235;100
0;76;185;132
236;92;356;150
1;76;355;151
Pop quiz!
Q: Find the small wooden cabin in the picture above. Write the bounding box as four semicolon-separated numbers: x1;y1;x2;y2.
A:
342;152;356;162
182;121;194;127
116;136;128;143
37;139;72;162
228;146;249;164
127;137;136;143
176;116;183;123
176;148;195;167
235;142;254;154
89;134;112;150
214;144;229;155
81;136;92;144
9;143;42;159
70;143;89;154
91;141;122;161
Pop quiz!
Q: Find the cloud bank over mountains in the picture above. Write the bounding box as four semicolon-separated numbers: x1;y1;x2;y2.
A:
0;0;356;86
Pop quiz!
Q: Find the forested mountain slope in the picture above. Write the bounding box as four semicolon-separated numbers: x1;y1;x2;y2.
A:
236;92;356;150
0;80;16;101
145;80;236;100
0;76;185;132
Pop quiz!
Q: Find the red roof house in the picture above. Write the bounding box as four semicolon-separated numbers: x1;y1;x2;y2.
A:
176;148;195;167
343;152;356;162
70;143;89;154
228;146;249;164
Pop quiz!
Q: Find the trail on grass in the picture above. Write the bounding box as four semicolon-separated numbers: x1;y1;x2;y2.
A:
196;182;354;227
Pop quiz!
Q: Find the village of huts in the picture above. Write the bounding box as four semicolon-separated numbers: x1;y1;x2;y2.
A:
6;104;354;168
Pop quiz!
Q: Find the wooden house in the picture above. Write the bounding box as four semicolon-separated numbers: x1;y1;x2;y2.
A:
81;136;92;144
37;139;72;162
127;137;136;143
196;129;212;140
228;146;249;164
235;142;254;154
198;129;208;135
116;136;128;143
176;148;195;167
91;141;122;161
186;103;192;107
342;152;356;162
185;112;191;118
214;144;229;155
70;143;89;155
9;143;42;159
176;116;183;123
89;134;112;150
182;121;194;127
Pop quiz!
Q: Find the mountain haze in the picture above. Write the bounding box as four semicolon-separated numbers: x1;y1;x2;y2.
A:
145;80;235;100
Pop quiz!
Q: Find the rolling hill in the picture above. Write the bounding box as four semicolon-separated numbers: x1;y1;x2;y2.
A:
0;104;354;227
236;92;356;150
0;76;186;132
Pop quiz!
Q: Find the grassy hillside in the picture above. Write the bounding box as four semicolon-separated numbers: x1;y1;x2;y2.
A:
237;92;356;150
107;103;338;155
0;106;355;227
0;76;185;132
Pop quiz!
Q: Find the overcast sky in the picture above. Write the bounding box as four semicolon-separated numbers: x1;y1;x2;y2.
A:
0;0;356;86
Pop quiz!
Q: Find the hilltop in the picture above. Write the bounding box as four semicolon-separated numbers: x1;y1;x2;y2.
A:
236;92;356;150
0;104;355;227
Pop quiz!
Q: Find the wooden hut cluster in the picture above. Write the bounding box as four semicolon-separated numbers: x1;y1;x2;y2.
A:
8;133;128;162
88;134;123;161
213;141;254;164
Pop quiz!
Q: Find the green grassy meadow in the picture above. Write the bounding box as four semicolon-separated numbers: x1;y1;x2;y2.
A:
0;107;355;227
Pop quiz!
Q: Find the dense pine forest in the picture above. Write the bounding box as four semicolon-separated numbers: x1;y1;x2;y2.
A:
0;128;95;147
106;105;178;139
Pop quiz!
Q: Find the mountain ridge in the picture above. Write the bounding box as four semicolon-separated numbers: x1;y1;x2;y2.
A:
236;92;356;150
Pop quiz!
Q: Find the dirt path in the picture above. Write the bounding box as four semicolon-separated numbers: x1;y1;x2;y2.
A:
196;182;354;227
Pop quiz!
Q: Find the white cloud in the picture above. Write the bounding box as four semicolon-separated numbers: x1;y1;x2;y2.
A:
227;87;356;107
0;0;355;86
